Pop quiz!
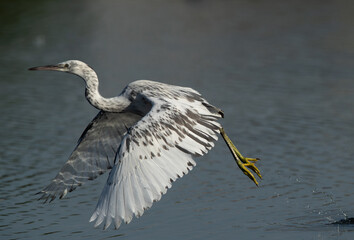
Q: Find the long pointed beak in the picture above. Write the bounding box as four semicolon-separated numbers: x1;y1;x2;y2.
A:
28;65;62;71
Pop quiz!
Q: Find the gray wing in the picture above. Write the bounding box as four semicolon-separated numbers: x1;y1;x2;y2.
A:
38;111;143;202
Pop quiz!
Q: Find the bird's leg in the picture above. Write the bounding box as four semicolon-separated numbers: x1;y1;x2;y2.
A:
220;128;262;186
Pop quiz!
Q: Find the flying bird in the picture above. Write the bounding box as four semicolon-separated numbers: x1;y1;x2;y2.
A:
29;60;261;229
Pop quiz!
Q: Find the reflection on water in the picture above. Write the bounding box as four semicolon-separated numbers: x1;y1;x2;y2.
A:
1;1;354;239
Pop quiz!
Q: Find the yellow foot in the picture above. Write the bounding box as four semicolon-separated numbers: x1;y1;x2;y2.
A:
220;128;262;186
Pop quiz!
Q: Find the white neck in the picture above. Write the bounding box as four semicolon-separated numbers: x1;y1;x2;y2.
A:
80;67;130;112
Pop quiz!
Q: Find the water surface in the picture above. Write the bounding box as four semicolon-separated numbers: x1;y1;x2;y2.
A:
1;1;354;239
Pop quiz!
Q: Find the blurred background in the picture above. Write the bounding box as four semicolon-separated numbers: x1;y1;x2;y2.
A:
0;1;353;239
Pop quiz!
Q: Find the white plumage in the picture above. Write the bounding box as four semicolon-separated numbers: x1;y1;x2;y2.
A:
29;60;261;230
90;92;221;229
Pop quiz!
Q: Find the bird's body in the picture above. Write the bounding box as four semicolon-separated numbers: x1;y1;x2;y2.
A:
29;60;261;229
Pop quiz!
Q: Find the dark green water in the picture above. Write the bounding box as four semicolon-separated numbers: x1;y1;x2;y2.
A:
1;1;354;239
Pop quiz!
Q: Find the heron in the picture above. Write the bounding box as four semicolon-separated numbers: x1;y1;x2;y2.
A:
29;60;261;229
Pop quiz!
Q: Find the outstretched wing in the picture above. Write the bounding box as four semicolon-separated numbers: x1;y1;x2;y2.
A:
90;94;223;229
38;111;143;202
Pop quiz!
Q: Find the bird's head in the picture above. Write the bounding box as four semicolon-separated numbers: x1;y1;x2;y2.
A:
29;60;93;78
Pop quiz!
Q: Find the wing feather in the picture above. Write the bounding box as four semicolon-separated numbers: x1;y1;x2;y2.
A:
90;92;223;229
38;111;143;202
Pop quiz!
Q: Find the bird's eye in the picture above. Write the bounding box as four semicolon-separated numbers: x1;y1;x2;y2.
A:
64;63;69;68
